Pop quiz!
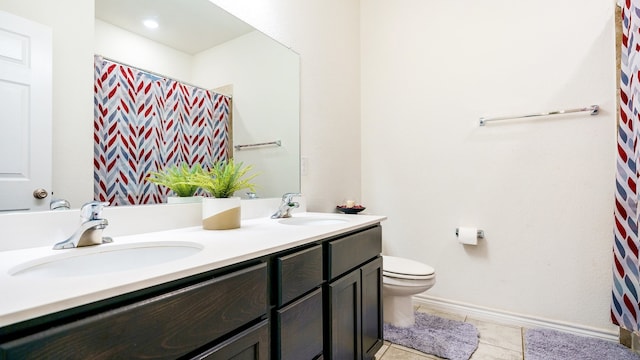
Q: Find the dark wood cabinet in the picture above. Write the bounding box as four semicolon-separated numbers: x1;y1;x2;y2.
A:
276;244;323;306
0;263;268;360
327;226;382;280
360;257;383;359
0;223;383;360
328;269;362;359
325;226;383;360
193;320;270;360
274;244;324;359
276;288;324;359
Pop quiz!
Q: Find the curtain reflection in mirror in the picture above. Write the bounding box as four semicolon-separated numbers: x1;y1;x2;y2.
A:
93;56;231;205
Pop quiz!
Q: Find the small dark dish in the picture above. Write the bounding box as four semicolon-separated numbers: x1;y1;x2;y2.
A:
336;205;366;214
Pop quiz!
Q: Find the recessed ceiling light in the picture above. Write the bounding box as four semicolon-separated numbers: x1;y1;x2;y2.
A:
143;19;159;29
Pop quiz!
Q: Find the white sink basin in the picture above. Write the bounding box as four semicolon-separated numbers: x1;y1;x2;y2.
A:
8;241;203;278
278;217;349;226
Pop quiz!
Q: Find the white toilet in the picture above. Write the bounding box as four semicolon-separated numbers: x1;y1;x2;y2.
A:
382;255;436;327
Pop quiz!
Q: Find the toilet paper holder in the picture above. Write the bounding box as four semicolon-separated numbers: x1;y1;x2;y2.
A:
455;228;485;239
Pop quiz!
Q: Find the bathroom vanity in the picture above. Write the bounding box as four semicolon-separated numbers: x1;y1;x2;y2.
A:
0;213;384;359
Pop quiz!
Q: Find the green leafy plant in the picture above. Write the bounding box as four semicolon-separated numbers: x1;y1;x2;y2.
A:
188;159;258;198
146;163;203;197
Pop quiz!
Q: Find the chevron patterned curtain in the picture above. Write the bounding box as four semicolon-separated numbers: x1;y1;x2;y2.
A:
612;0;640;332
93;56;231;206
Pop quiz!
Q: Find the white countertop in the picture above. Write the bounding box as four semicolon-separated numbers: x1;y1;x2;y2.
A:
0;212;385;328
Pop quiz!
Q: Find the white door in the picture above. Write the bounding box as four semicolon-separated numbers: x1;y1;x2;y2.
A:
0;11;52;212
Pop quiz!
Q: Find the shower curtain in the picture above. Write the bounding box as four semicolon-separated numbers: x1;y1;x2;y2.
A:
93;56;231;206
613;0;640;333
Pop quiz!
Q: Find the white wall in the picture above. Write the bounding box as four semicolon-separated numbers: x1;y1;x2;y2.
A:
361;0;617;333
95;19;193;84
0;0;94;209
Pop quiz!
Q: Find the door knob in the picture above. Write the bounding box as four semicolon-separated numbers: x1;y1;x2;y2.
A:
33;188;48;199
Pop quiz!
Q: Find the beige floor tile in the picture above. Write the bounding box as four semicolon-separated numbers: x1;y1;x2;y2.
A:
470;342;523;360
416;305;467;322
379;344;442;360
375;343;390;359
391;344;439;358
465;317;523;352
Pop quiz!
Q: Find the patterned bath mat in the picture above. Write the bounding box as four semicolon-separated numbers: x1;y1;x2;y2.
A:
383;312;479;360
525;328;640;360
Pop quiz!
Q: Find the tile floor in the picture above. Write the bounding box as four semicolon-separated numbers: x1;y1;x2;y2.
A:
375;305;525;360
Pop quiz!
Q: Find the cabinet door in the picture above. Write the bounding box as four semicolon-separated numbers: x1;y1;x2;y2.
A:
276;288;323;359
361;257;383;359
327;270;361;360
194;320;269;360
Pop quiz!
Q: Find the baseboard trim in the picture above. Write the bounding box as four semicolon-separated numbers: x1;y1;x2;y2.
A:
413;294;618;342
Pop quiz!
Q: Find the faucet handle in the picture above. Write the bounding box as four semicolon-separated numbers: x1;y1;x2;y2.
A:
282;192;301;203
81;201;109;221
50;198;70;210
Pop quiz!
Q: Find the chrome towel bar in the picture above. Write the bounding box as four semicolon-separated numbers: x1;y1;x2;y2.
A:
234;140;281;150
479;105;599;126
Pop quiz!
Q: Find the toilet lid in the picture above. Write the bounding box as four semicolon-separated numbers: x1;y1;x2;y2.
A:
383;255;435;279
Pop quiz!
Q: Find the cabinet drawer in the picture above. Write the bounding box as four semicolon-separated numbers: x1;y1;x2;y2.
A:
276;288;323;360
277;244;323;306
0;263;268;360
193;320;269;360
327;226;381;280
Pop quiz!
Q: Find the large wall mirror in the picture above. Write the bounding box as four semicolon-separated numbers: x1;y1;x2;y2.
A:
94;0;300;201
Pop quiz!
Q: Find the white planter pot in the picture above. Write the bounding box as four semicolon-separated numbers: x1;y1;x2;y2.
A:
167;196;203;204
202;197;241;230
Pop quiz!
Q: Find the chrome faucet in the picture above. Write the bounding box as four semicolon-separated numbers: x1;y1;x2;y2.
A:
53;201;113;249
50;198;70;210
271;193;301;219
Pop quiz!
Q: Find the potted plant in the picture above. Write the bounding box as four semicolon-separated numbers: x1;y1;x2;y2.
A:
145;163;203;204
187;159;258;230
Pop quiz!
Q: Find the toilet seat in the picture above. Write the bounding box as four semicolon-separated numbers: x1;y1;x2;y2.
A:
383;255;435;280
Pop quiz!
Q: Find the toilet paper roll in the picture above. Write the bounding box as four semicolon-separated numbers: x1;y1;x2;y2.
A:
457;227;478;245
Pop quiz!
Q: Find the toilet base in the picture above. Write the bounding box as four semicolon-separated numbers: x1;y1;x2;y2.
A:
383;294;415;327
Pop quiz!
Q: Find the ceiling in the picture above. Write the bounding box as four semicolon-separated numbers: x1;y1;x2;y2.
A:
94;0;254;55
